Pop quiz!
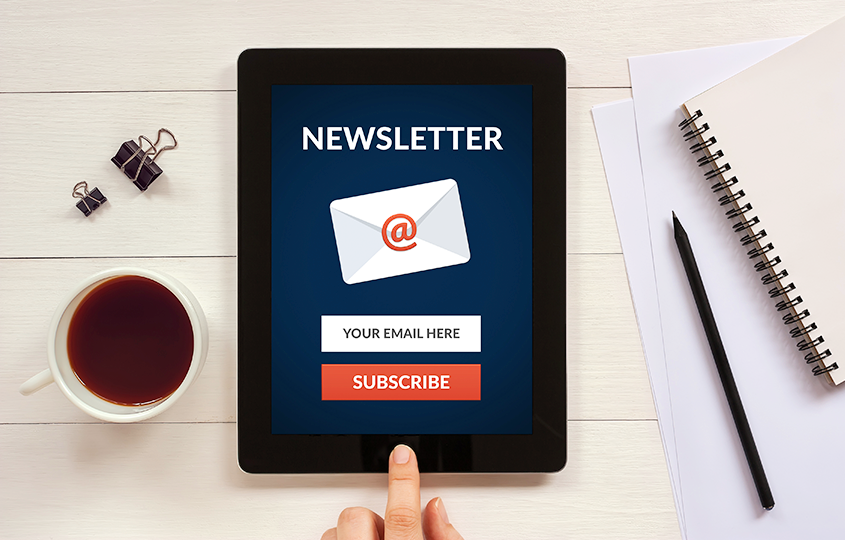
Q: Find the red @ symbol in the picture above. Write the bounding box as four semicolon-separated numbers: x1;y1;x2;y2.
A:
382;214;417;251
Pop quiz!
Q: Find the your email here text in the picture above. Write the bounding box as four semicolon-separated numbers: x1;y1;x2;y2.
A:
341;328;461;339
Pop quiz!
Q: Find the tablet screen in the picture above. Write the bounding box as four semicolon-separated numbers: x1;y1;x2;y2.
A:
270;84;532;435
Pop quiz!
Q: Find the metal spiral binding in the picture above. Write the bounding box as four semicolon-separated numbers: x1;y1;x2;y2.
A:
679;109;838;378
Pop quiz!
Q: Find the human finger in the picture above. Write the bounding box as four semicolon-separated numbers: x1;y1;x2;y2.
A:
335;506;384;540
422;498;464;540
384;444;423;540
321;527;338;540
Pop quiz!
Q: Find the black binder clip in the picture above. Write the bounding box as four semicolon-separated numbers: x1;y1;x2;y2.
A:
111;128;178;191
72;181;107;217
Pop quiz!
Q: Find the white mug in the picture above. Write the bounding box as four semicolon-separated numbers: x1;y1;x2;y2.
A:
19;267;209;422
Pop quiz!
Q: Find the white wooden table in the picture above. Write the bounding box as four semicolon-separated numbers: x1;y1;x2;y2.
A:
1;2;837;538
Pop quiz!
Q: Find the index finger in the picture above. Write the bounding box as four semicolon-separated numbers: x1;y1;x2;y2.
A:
384;444;424;540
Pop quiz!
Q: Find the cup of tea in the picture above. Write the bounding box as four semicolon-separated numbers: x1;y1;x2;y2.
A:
19;267;209;422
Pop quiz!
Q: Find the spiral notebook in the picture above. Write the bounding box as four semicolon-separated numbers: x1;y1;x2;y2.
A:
678;15;845;385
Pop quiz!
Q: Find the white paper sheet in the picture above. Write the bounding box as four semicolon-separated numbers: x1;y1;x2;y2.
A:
591;99;686;538
628;38;845;539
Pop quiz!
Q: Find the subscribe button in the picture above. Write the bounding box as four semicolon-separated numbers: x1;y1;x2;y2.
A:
321;315;481;353
321;316;481;401
322;364;481;401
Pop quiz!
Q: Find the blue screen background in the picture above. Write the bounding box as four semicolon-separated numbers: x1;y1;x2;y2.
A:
271;85;532;434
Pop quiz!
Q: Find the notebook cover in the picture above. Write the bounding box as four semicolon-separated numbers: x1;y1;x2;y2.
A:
682;16;845;384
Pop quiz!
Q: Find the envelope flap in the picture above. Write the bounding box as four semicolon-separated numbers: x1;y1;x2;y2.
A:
329;208;386;283
329;179;456;229
416;186;471;258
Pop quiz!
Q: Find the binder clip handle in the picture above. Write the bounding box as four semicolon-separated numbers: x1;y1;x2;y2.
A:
131;128;177;167
72;181;90;201
150;128;178;159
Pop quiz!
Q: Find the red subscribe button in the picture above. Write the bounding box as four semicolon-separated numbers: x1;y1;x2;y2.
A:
321;364;481;401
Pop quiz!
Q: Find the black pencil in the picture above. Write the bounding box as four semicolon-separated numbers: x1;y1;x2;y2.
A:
672;211;775;511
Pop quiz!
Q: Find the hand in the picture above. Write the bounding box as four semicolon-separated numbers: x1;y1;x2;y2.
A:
321;444;463;540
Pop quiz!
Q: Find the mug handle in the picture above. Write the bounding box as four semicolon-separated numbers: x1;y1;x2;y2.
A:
20;368;54;396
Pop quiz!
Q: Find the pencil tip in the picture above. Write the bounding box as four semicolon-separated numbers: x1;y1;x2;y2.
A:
765;503;775;511
672;210;677;219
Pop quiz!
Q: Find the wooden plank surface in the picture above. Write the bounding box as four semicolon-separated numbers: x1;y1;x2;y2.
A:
567;88;628;255
0;92;236;258
0;421;679;540
0;0;836;91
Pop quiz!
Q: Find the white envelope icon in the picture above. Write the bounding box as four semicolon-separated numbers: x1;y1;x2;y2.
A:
329;179;471;284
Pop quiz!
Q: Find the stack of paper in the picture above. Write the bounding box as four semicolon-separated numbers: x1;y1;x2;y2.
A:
593;33;845;540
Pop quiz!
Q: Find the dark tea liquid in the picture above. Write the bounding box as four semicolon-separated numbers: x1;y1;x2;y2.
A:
67;275;194;406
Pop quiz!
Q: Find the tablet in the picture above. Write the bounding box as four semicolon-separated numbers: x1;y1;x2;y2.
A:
237;49;566;473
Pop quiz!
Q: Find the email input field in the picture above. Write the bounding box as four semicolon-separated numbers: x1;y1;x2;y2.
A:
321;315;481;352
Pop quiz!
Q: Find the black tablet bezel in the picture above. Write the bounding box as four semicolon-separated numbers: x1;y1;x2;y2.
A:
238;49;566;473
